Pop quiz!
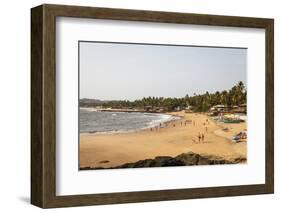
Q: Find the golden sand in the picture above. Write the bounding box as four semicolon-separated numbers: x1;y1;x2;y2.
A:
80;112;246;168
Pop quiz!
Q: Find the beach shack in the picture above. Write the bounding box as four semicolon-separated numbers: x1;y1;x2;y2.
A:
185;106;193;113
228;104;247;114
144;105;153;112
144;106;167;113
155;107;166;113
209;105;230;115
174;106;182;111
238;103;247;113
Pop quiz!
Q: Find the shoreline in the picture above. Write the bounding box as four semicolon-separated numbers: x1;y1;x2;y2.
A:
80;110;183;135
80;111;247;169
81;107;166;113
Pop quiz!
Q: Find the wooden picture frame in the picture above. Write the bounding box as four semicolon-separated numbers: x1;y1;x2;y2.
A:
31;4;274;208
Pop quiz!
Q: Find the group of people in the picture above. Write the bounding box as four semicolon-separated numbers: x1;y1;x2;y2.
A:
197;132;205;142
197;118;210;143
180;120;192;126
149;118;210;143
150;119;194;132
150;122;165;131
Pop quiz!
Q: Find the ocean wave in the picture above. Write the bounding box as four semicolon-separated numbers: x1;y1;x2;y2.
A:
80;107;98;112
80;111;181;135
146;114;179;128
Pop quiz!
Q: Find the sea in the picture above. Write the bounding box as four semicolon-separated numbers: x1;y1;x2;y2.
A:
80;108;179;134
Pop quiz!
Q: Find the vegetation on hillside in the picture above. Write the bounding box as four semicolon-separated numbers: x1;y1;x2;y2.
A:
80;81;246;112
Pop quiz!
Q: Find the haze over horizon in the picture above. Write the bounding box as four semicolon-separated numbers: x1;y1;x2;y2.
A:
80;42;247;101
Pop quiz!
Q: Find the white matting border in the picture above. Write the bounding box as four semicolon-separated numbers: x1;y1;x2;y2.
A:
56;17;265;195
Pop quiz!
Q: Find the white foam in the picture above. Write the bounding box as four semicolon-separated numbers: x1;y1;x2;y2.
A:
82;112;181;135
80;107;97;112
147;113;181;129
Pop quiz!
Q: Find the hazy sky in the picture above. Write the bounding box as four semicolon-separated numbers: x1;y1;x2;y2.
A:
79;42;246;101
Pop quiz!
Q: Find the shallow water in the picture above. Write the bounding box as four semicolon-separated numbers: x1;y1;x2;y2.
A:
79;108;177;134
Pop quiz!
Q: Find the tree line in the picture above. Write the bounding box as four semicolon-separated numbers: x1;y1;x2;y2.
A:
80;81;246;112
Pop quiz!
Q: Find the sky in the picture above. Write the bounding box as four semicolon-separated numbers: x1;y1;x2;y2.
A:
79;41;247;101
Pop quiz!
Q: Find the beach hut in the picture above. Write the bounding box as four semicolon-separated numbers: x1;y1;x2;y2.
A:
174;106;182;111
210;105;228;112
144;105;153;112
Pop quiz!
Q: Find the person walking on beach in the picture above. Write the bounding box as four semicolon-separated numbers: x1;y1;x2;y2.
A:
205;126;208;132
198;133;201;142
201;133;205;142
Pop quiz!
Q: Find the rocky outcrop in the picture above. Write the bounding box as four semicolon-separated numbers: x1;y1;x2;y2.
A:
80;152;246;170
175;152;245;165
116;156;186;168
115;152;246;168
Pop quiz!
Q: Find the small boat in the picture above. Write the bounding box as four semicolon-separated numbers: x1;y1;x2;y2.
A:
223;119;242;123
232;131;247;142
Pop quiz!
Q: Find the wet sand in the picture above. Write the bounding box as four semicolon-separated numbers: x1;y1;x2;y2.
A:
80;111;247;168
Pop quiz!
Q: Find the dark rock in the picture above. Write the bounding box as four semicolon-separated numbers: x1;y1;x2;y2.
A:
99;160;110;164
83;152;246;170
116;156;185;168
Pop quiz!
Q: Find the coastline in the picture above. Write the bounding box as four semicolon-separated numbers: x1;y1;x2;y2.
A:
80;111;247;169
80;108;182;135
81;107;158;113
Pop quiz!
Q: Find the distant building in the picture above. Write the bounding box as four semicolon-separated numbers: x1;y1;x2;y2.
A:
185;106;193;113
210;105;228;112
231;104;247;114
174;106;182;111
144;106;167;113
144;106;153;112
210;104;247;115
155;107;166;113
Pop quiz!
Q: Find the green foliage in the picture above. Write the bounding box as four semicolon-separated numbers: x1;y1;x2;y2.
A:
82;81;247;112
187;81;246;112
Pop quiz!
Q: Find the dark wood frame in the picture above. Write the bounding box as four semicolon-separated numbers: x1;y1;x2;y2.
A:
31;4;274;208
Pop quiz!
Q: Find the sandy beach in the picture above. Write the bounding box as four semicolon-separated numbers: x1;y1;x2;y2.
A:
79;111;247;169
